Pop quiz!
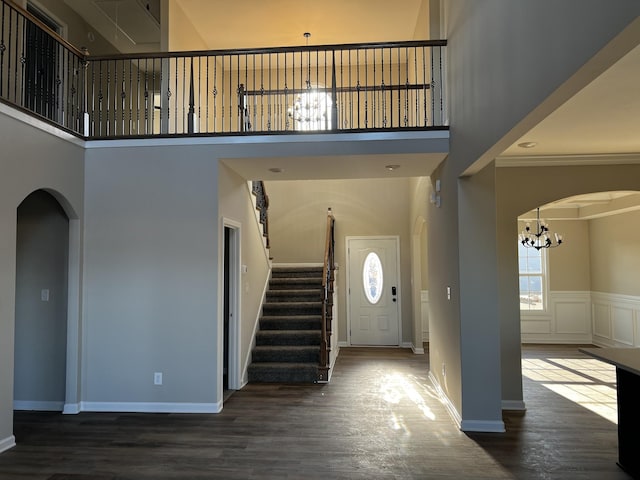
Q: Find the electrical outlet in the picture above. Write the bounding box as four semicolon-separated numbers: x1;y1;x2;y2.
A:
154;372;162;385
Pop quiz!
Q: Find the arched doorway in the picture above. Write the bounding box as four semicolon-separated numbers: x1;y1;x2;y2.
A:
14;190;69;411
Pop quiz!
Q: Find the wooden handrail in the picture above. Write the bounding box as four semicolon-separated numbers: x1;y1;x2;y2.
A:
319;207;335;378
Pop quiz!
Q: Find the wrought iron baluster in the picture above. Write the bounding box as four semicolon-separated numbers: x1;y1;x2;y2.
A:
414;45;418;128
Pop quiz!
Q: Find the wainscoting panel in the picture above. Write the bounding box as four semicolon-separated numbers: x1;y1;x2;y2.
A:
591;292;640;347
592;302;611;339
521;292;591;343
612;306;634;346
421;290;429;342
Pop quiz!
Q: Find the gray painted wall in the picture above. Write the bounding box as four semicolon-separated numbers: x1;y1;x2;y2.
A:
0;109;84;451
435;0;640;428
14;190;69;408
83;145;220;407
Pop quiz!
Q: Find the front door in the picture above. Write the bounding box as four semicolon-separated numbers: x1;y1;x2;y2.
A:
348;237;400;346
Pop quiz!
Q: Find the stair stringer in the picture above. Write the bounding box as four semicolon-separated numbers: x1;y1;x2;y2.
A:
240;265;272;387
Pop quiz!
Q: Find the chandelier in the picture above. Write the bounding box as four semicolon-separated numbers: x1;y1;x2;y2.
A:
519;208;563;250
287;32;332;131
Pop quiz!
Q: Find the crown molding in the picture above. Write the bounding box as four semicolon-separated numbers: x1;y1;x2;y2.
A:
496;152;640;168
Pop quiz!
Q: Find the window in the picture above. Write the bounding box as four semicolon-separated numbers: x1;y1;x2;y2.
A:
518;243;546;311
362;252;383;304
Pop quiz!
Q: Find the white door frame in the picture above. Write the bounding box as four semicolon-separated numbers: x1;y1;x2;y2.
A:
219;218;242;397
346;235;402;346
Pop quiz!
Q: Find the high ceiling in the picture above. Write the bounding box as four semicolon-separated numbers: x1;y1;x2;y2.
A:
173;0;425;49
64;2;640;217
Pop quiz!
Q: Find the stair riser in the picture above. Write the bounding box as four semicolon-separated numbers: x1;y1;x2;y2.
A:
256;332;321;346
263;305;322;316
271;269;323;279
248;366;318;383
260;318;322;330
269;280;322;290
266;292;322;302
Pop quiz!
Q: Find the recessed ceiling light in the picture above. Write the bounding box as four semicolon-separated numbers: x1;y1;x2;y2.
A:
517;141;538;149
268;167;283;173
385;164;400;171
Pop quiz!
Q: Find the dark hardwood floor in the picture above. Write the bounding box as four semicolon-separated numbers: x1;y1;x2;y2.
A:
0;345;631;479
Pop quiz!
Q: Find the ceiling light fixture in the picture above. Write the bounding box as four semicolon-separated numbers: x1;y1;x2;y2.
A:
517;141;538;149
385;164;400;171
519;208;563;250
268;167;283;173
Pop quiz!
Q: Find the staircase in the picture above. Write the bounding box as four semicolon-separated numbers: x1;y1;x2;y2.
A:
248;266;324;383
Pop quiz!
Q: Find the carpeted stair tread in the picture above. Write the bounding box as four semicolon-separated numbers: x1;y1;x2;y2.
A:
249;266;327;384
256;330;321;346
252;345;320;363
271;267;324;279
262;302;322;316
259;315;322;330
266;289;322;302
247;363;319;383
269;278;323;290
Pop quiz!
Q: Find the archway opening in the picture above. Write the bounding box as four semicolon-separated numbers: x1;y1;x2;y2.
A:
14;190;69;412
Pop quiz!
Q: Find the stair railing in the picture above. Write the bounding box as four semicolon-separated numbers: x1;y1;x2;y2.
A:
319;207;335;381
251;180;270;250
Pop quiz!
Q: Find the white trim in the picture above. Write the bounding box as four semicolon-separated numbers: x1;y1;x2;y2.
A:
421;290;430;342
591;291;640;348
242;268;272;385
521;291;592;344
338;341;349;348
460;420;506;433
84;129;449;149
346;235;402;347
63;403;80;414
65;218;83;416
411;344;425;355
502;400;527;411
13;400;63;411
0;436;16;454
497;152;640;168
221;218;242;394
428;371;461;428
80;401;222;414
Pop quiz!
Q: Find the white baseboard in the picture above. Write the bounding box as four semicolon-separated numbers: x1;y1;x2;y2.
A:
428;371;461;429
63;403;80;414
338;341;349;347
0;435;16;454
401;341;413;349
460;419;506;433
502;400;527;411
521;334;592;344
411;344;425;355
80;401;222;414
14;400;63;411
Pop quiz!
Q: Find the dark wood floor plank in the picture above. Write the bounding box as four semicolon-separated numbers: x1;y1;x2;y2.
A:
0;345;632;479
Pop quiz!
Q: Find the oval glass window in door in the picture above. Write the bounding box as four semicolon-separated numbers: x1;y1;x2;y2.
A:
363;252;384;304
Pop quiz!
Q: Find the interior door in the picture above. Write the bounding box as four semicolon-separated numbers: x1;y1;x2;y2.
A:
348;237;400;346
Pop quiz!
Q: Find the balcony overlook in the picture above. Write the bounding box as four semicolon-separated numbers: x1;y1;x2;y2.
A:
0;0;447;140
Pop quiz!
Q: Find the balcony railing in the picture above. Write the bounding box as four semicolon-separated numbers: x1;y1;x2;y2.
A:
0;0;447;139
